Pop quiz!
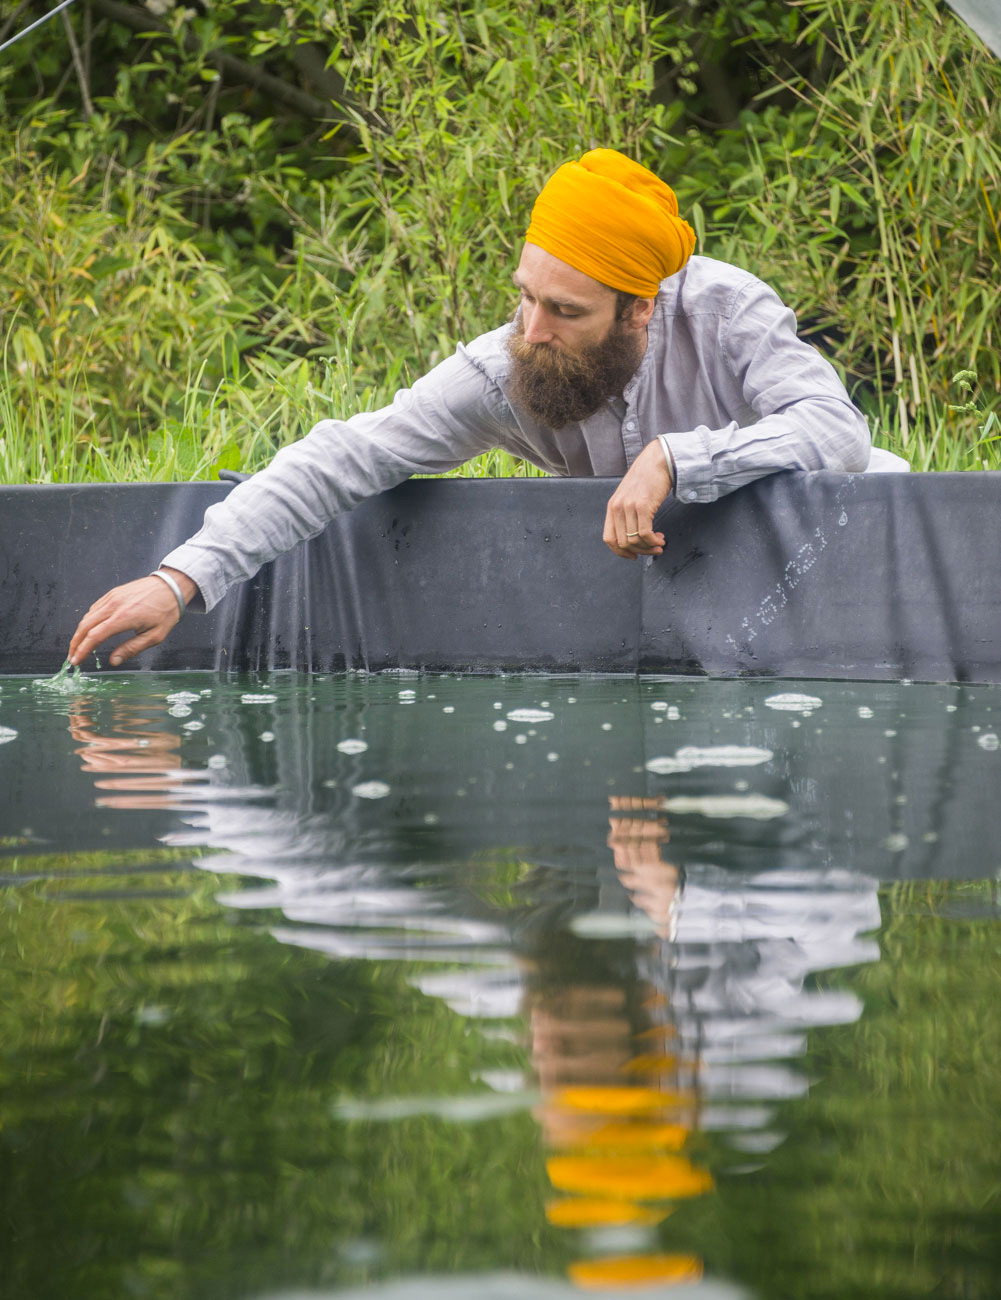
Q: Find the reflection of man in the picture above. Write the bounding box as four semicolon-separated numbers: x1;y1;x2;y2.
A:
69;148;878;667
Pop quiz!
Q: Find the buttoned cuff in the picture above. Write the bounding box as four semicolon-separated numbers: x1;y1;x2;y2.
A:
658;426;715;504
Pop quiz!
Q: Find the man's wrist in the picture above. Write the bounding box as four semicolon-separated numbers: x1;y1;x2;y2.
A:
657;434;676;494
159;566;198;606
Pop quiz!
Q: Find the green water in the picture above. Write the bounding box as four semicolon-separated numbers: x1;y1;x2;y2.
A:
1;672;1000;1299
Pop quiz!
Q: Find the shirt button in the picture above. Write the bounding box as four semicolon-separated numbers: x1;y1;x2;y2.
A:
625;420;636;431
687;490;698;501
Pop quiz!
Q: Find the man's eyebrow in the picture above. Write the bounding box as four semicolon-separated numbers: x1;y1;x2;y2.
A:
510;273;591;312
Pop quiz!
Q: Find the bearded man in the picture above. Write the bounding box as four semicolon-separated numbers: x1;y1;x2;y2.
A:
70;149;881;668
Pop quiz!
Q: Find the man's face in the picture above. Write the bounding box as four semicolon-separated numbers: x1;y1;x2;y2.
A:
506;243;651;428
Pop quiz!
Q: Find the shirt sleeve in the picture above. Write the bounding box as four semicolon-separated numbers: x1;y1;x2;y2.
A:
161;348;508;611
665;278;871;504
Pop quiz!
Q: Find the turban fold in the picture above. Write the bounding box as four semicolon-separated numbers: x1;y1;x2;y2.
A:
525;149;696;296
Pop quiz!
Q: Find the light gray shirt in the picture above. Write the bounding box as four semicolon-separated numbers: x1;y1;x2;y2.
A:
163;255;871;611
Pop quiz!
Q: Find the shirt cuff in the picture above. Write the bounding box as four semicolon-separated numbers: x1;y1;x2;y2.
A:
659;426;715;504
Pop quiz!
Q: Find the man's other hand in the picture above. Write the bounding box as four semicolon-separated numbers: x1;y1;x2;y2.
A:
603;438;673;559
68;569;196;668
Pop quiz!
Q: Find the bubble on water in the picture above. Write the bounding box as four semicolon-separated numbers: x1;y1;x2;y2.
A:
337;739;368;755
667;706;681;720
167;691;201;705
971;725;981;733
507;708;554;723
857;706;874;718
443;706;455;714
352;780;390;800
946;704;958;712
514;734;528;745
653;717;664;724
322;779;338;788
168;704;192;718
504;762;514;770
651;701;668;712
790;720;801;728
977;732;1000;752
546;752;559;762
423;813;439;825
207;754;227;770
241;693;277;704
427;693;436;700
540;700;550;708
661;794;789;820
601;723;613;731
398;689;416;699
200;689;212;697
884;729;897;738
493;702;503;709
528;729;537;736
646;745;773;775
259;731;275;743
566;696;577;704
493;720;508;732
765;693;822;712
734;779;749;791
884;833;909;852
0;726;17;745
182;720;204;732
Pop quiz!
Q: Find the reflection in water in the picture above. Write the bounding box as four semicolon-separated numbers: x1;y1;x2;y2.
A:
3;673;1001;1296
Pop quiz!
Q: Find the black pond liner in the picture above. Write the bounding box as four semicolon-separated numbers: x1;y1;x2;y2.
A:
2;471;1000;681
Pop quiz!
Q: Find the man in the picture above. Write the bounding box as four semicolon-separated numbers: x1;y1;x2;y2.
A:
69;148;873;668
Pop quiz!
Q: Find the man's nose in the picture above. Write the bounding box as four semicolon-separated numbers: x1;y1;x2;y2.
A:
522;304;553;344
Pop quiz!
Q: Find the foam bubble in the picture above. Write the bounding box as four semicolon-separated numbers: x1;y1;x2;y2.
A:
352;780;390;800
507;708;554;723
443;706;455;714
207;754;227;770
167;691;201;705
857;706;874;718
182;720;204;732
646;745;773;775
977;732;1000;752
337;739;368;755
0;726;17;745
493;721;508;732
259;731;275;742
168;704;192;718
240;693;277;704
765;693;822;712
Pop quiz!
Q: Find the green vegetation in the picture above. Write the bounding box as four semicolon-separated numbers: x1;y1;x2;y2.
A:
0;0;998;482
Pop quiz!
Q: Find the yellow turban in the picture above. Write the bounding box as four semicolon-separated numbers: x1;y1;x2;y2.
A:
525;149;696;297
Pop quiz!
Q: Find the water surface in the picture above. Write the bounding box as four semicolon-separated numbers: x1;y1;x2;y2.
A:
2;672;1000;1298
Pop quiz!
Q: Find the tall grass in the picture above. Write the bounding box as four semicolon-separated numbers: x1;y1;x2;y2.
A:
0;0;997;483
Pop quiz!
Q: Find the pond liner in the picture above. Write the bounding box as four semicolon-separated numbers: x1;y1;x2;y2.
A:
1;471;1000;681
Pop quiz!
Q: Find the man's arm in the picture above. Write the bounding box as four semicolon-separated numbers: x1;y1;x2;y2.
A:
661;273;870;505
67;348;509;665
601;267;870;559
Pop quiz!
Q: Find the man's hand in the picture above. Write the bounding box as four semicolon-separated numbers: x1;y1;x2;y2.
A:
603;438;673;559
68;568;197;668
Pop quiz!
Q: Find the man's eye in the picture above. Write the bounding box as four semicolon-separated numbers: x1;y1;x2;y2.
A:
554;307;580;319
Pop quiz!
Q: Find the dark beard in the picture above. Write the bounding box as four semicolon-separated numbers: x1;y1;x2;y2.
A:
505;315;644;428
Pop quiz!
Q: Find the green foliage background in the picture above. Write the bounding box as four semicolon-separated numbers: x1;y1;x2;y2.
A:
0;0;998;482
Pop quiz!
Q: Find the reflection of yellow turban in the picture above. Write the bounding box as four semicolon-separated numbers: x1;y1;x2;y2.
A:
525;149;696;296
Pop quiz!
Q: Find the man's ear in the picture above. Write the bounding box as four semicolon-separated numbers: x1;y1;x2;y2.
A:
626;297;656;330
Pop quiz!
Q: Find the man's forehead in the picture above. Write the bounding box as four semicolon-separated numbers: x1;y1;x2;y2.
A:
514;242;616;306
